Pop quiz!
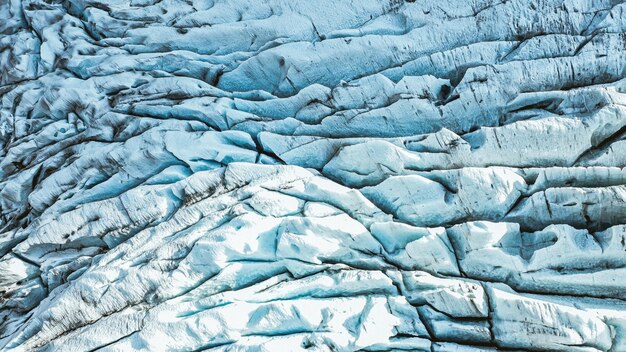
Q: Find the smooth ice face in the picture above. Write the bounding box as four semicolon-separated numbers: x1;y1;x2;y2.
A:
2;0;626;351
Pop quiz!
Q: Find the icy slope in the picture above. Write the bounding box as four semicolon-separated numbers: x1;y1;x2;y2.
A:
2;0;626;351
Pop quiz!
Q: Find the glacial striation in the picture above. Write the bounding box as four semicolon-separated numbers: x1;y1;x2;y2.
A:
1;0;626;351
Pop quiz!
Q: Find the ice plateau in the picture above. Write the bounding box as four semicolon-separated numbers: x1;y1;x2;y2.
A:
2;0;626;351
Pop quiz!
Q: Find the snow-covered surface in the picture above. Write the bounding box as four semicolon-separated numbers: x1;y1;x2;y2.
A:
2;0;626;351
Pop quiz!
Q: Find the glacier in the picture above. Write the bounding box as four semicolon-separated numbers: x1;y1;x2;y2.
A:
2;0;626;351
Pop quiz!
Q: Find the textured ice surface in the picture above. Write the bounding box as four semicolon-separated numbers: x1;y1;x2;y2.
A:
2;0;626;351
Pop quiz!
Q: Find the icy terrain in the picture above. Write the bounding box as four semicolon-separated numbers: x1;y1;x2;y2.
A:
2;0;626;351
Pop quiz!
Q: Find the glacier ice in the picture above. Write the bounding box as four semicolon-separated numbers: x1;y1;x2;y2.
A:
2;0;626;351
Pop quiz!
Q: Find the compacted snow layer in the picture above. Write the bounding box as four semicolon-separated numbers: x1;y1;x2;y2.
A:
1;0;626;351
